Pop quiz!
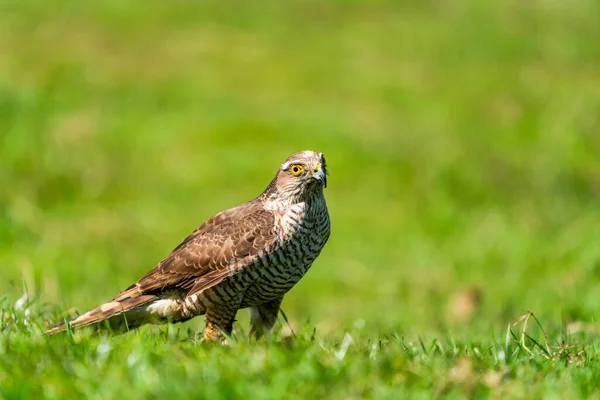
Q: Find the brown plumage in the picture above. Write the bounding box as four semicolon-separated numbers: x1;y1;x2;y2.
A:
47;150;330;341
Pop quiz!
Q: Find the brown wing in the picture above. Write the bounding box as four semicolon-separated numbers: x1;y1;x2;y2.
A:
115;201;277;301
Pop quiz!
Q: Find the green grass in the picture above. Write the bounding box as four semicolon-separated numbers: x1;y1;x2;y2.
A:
2;0;600;398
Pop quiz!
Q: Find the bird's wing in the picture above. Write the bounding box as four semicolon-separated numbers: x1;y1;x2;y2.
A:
115;202;277;300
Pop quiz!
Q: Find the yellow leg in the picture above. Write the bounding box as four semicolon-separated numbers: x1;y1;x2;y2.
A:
203;306;236;342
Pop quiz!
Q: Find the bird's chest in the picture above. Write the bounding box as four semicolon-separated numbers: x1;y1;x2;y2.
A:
240;201;329;305
273;202;330;268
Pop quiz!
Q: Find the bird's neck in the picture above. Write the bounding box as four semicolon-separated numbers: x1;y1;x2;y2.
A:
261;186;324;211
261;178;324;205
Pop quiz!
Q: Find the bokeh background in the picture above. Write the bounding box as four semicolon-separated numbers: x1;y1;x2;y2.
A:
2;0;600;340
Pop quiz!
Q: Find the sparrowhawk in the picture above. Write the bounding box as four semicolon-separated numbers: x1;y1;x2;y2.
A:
47;150;330;341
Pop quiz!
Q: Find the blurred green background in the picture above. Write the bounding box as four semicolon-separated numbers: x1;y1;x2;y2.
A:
1;0;600;340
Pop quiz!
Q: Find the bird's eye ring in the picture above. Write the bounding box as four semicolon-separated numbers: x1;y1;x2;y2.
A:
290;164;304;176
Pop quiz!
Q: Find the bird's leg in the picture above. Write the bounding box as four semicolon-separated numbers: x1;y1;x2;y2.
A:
250;296;283;339
203;306;237;343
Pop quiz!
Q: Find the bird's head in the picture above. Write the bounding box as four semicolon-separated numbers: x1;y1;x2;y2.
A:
268;150;328;201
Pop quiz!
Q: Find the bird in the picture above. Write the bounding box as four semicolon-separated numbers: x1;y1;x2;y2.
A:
47;150;330;341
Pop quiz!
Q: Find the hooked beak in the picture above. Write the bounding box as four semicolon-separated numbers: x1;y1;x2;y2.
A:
313;162;327;188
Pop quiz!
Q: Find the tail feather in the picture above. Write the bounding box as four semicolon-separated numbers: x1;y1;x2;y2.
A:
46;294;157;335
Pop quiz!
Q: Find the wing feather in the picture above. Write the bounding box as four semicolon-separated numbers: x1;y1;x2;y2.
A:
115;202;277;300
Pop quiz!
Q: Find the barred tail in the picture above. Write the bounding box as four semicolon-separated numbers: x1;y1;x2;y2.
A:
46;294;156;335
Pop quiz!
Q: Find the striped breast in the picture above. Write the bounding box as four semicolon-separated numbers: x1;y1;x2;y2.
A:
239;195;330;307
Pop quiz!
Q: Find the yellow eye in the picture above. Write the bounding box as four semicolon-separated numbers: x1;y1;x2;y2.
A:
290;164;304;176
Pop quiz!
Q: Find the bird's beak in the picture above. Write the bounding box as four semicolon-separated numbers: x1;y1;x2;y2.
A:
313;162;327;188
